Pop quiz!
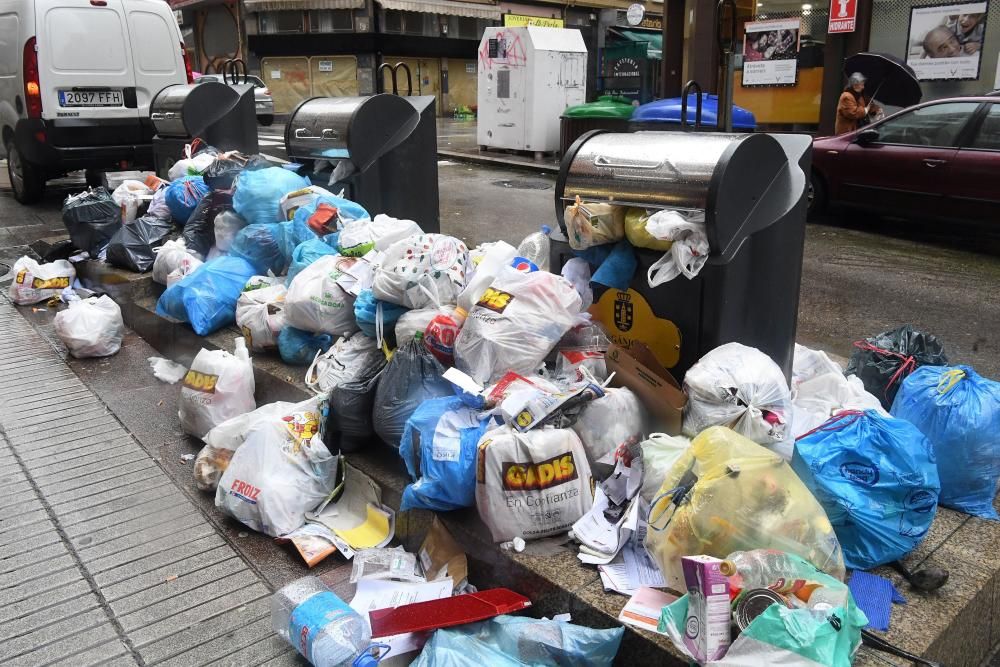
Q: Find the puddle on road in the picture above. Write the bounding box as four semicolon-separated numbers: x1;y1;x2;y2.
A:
491;179;552;190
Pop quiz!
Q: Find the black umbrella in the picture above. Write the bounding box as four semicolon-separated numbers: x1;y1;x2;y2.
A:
844;52;923;108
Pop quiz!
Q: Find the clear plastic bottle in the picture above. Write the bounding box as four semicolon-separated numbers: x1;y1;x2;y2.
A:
271;576;371;667
720;549;801;588
516;225;551;272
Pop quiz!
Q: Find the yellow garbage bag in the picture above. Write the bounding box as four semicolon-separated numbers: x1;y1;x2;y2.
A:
624;208;674;251
646;426;845;592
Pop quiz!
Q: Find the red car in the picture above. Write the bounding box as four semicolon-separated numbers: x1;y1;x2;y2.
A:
810;96;1000;224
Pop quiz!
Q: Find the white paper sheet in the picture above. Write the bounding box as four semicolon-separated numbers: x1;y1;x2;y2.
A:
350;578;454;658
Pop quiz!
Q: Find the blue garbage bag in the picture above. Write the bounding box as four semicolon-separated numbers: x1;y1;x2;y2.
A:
286;238;338;286
229;223;287;276
411;615;623;667
792;410;940;570
278;196;370;260
277;326;333;366
892;365;1000;519
399;396;497;512
354;289;407;344
155;256;256;335
232;167;310;227
165;176;210;225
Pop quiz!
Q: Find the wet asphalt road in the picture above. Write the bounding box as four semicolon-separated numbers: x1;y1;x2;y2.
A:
3;127;999;379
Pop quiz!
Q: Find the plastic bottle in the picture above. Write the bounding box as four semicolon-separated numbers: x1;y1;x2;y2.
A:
271;576;371;667
234;336;250;363
720;550;802;589
516;225;551;272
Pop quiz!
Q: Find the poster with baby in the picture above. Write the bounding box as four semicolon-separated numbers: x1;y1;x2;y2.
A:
906;2;988;81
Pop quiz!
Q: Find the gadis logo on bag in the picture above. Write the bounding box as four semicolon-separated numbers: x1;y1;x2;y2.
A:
840;461;879;486
502;452;578;491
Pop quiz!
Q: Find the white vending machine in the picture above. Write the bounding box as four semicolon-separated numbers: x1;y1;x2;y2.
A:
477;26;587;156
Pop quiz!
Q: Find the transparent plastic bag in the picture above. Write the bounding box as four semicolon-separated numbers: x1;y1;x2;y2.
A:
683;342;792;447
564;197;625;250
645;209;709;285
638;433;689;503
213;209;248;254
153;239;196;286
646;426;845;591
571;388;645;466
53;295;124;358
178;338;256;439
8;257;76;305
623;208;673;251
372;233;469;309
194;401;295;491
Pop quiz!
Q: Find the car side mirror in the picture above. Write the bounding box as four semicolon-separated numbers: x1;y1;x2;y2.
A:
856;128;879;146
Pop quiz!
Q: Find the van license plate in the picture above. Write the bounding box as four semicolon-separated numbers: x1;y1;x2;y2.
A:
59;90;124;107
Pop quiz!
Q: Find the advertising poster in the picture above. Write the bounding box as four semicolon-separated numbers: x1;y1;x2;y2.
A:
742;18;801;86
906;2;988;81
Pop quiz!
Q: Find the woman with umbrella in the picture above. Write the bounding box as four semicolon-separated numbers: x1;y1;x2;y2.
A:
835;72;881;135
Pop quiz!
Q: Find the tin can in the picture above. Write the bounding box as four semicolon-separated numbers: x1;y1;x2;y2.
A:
733;588;790;631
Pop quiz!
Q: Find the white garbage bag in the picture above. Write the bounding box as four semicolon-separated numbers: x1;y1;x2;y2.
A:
454;267;582;384
215;396;337;536
682;342;792;446
193;401;295;491
338;214;422;256
638;433;690;503
8;257;76;305
304;331;383;395
112;180;152;224
457;240;518;313
153;239;198;286
178;338;256;439
214;210;248;253
284;254;370;336
645;210;710;286
394;308;438;349
372;234;469;309
571;387;645;466
475;425;594;542
235;281;286;352
168;151;215;181
166;254;203;287
53;295;124;358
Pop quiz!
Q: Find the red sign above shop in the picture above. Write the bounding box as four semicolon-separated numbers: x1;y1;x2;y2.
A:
828;0;857;33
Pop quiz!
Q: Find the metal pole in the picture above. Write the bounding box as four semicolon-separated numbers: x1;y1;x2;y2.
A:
716;0;736;132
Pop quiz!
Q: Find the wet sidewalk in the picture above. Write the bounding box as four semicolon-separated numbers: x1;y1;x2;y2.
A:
437;118;560;173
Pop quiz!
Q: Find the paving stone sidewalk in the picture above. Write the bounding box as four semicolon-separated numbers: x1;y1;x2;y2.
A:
0;297;300;667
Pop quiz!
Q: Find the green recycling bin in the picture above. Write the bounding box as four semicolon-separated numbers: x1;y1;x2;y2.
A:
559;96;635;155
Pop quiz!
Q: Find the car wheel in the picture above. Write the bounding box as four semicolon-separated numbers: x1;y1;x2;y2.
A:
6;140;45;204
259;115;274;127
808;171;827;218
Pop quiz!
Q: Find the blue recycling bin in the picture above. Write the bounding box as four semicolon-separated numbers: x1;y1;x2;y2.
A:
631;94;756;131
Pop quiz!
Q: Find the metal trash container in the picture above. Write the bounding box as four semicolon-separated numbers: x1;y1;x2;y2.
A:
552;130;810;379
150;80;258;177
285;93;440;233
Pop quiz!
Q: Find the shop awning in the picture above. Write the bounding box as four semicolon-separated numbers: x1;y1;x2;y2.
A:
244;0;364;11
614;28;663;59
376;0;501;20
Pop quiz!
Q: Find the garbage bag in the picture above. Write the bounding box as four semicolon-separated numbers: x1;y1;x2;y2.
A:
394;308;437;349
571;387;645;466
235;281;286;352
232;167;310;227
326;354;386;453
182;190;231;258
646;426;845;591
278;185;335;221
216;396;336;537
792;410;940;570
659;554;865;667
153;239;196;286
337;214;421;256
457;240;518;313
638;433;690;503
9;257;76;305
304;332;382;395
178;338;256;439
399;396;498;512
284;254;369;336
53;295;124;358
229;223;287;275
167;253;203;288
287;192;369;230
352;289;406;344
564;197;626;250
202;156;244;191
623;208;673;251
62;187;120;256
147;186;171;221
285;238;337;286
372;338;453;447
846;325;949;410
112;180;152;224
167;151;216;181
892;365;1000;519
194;401;295;491
476;424;594;542
454;267;583;384
682;342;792;447
106;215;173;273
411;615;624;667
165;176;210;225
213;209;247;254
277;326;333;366
156;256;257;335
372;233;469;309
423;307;463;366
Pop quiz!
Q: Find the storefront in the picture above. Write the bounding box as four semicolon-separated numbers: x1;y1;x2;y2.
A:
600;8;663;102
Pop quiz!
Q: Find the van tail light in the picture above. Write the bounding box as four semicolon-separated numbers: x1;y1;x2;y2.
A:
181;43;194;84
23;37;42;119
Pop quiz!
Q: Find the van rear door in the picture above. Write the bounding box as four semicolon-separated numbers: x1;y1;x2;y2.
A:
124;0;186;119
35;0;139;123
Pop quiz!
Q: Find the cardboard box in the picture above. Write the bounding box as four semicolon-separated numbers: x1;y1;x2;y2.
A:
606;342;687;435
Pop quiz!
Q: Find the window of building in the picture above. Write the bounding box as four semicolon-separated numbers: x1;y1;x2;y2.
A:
258;11;304;34
382;10;439;36
309;10;354;32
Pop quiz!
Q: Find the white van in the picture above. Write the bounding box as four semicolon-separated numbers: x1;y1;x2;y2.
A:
0;0;191;203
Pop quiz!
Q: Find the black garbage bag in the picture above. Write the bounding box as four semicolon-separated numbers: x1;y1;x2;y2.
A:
326;358;388;453
182;190;233;258
106;215;174;273
846;324;949;410
203;157;245;191
244;154;277;171
62;188;120;256
372;339;453;448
